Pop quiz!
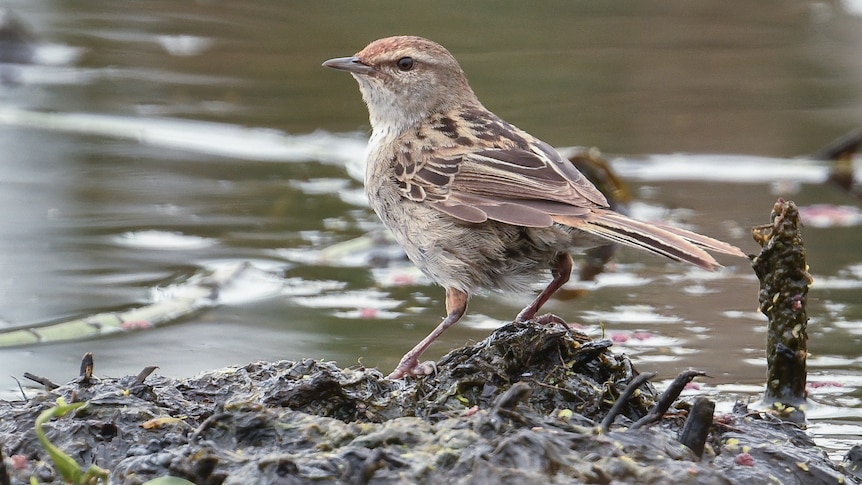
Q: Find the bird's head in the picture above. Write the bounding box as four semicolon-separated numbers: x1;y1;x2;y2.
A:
323;36;479;134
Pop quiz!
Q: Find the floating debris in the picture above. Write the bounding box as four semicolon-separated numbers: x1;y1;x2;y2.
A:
0;262;343;347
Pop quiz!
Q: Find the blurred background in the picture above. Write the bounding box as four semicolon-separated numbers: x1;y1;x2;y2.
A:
1;0;861;456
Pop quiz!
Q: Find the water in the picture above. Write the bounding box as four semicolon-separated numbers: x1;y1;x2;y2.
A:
1;0;861;458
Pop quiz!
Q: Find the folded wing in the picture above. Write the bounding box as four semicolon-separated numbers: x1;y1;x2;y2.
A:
393;138;744;268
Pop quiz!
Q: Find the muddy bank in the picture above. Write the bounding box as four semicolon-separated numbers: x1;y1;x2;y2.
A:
0;318;856;484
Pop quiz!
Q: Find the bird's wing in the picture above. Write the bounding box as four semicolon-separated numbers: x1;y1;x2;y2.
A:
395;139;609;227
393;135;744;267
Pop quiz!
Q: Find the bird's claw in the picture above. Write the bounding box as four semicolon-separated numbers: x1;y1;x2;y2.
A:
534;313;568;325
515;313;568;325
387;358;437;379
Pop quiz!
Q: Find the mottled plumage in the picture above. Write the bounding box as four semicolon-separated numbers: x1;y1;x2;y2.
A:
324;36;745;379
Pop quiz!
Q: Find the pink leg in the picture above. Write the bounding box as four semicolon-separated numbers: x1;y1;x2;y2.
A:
388;288;469;379
516;253;573;322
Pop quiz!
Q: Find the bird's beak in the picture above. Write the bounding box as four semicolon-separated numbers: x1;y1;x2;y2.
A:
322;56;374;75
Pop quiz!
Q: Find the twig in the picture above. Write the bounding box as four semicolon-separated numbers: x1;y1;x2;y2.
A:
490;382;533;426
810;127;862;162
10;375;27;400
78;352;94;385
492;381;532;412
135;366;159;385
600;372;655;432
678;397;715;459
23;372;59;391
631;369;707;429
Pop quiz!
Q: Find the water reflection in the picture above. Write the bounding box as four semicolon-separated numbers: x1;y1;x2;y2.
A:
0;0;861;458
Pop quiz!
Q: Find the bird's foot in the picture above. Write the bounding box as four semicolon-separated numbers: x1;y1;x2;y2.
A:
387;356;437;379
516;306;568;324
516;312;568;325
533;313;568;325
515;309;534;323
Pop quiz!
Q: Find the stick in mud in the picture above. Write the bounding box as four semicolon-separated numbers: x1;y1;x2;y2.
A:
600;372;655;432
678;397;715;460
751;198;813;414
631;369;708;430
78;352;94;385
22;372;59;391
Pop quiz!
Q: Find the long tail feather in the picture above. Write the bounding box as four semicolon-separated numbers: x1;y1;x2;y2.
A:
651;221;747;258
554;210;743;270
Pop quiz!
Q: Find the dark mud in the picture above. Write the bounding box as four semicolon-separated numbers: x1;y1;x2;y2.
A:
1;319;856;484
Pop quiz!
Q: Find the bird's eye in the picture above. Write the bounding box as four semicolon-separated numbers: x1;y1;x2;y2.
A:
396;57;414;71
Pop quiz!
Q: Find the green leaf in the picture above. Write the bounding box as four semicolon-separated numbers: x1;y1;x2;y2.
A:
34;398;109;484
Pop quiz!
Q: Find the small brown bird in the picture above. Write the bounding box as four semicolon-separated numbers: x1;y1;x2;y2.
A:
323;36;745;379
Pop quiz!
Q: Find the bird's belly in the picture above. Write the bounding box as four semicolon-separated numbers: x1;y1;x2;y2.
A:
367;183;568;293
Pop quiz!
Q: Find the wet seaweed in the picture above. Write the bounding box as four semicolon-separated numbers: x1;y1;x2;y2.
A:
0;319;853;484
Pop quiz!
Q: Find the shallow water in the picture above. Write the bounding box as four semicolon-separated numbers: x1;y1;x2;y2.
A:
1;0;861;458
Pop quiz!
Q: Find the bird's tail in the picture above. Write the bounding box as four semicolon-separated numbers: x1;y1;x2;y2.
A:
553;210;746;270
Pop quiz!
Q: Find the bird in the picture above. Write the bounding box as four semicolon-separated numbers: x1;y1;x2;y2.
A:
323;36;745;379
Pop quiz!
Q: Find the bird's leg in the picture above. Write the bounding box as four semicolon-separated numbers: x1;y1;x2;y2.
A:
387;288;468;379
516;253;573;323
